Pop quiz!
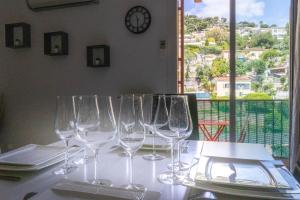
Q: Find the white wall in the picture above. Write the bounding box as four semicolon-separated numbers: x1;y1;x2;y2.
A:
0;0;177;147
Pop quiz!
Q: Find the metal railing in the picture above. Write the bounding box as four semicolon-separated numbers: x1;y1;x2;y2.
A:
197;99;289;158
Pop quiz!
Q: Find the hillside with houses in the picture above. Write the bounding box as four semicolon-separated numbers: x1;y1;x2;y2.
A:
184;15;289;99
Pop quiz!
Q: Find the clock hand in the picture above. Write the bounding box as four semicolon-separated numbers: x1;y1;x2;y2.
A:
135;15;139;27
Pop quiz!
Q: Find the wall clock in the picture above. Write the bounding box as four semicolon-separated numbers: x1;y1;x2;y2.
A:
125;6;151;34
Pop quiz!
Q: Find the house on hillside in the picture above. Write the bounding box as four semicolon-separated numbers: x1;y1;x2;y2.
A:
214;76;252;98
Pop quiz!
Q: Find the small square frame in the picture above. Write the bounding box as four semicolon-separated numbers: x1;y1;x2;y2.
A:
44;31;68;56
87;45;110;67
5;22;31;48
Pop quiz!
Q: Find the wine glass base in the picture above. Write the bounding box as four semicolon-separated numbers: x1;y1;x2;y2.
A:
53;164;77;175
89;179;112;186
121;184;146;191
143;153;166;161
157;171;181;185
118;151;129;157
72;157;92;165
167;161;190;171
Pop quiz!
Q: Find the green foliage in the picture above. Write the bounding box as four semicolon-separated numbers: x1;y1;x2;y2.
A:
236;60;250;75
184;15;220;34
237;21;256;28
220;41;229;50
184;45;201;79
246;59;267;75
196;66;214;92
260;49;280;61
236;34;249;50
259;21;269;28
249;32;275;49
205;27;229;45
199;46;222;55
213;96;229;100
243;92;272;100
211;58;229;77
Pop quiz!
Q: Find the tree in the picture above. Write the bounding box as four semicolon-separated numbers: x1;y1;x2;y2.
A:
236;34;249;50
236;60;250;75
196;66;214;92
185;15;209;34
184;45;200;79
260;49;280;68
249;32;275;49
280;76;289;91
260;49;280;61
246;59;267;75
259;21;269;28
205;27;229;45
184;15;222;34
237;21;256;28
211;58;229;77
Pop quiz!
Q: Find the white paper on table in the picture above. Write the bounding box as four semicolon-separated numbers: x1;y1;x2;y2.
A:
31;180;161;200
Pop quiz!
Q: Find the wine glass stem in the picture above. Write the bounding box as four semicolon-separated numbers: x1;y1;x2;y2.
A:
129;153;133;186
170;141;175;178
177;141;181;168
94;149;99;181
152;133;156;156
64;139;70;168
84;147;88;160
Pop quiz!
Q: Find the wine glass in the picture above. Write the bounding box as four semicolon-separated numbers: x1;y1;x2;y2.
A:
142;94;165;161
168;95;193;172
76;95;116;186
154;95;189;185
170;95;193;176
118;95;146;191
54;96;77;175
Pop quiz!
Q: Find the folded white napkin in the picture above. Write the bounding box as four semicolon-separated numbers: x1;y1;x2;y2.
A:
30;179;161;200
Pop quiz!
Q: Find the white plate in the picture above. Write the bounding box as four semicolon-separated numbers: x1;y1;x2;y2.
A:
183;179;300;200
195;156;290;189
201;142;274;161
180;157;300;199
0;144;67;166
0;146;80;171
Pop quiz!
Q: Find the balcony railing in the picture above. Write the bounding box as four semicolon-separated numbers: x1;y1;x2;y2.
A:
197;99;289;158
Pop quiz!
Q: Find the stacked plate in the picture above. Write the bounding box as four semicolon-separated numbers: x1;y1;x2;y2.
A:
0;144;79;172
182;156;300;199
180;142;300;199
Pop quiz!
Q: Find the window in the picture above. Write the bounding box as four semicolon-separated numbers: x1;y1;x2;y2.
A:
181;0;291;158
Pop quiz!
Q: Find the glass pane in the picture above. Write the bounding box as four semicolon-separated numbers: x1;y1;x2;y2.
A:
184;0;230;141
235;0;290;159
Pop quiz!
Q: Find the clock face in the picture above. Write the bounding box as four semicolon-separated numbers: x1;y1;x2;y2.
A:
125;6;151;34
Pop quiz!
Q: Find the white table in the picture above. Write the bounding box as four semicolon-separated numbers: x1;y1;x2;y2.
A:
0;141;298;200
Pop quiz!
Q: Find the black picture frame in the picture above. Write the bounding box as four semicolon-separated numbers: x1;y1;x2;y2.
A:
5;22;31;48
87;45;110;67
44;31;68;56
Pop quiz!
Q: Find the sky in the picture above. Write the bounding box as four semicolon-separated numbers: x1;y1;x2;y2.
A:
185;0;290;27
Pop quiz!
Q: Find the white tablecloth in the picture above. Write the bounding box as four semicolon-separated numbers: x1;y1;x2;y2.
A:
0;140;203;200
0;141;299;200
